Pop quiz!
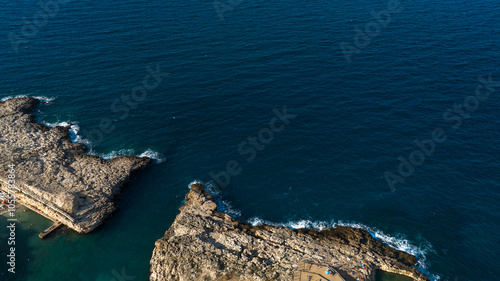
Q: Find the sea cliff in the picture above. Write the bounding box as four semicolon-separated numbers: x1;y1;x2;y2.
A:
150;183;429;281
0;97;151;233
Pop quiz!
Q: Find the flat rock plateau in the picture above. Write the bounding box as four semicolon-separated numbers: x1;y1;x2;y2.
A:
0;97;151;233
150;183;429;281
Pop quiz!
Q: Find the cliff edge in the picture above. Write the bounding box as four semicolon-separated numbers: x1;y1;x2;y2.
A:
150;183;429;281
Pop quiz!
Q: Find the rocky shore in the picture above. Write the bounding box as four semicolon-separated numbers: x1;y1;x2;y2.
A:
150;183;429;281
0;97;151;233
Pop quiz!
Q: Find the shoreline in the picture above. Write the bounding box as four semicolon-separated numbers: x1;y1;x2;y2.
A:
150;183;430;281
0;96;434;280
0;97;152;234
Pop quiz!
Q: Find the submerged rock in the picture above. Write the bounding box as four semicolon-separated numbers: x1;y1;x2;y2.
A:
0;97;152;233
150;183;429;281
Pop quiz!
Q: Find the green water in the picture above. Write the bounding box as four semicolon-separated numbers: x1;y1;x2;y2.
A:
1;207;53;280
376;270;414;281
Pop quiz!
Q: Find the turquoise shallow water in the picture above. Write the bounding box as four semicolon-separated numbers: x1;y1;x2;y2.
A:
1;0;499;280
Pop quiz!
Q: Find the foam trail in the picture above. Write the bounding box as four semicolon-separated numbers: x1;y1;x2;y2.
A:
56;128;165;163
89;148;166;163
248;217;433;261
247;217;434;260
248;217;439;280
96;149;136;160
1;95;55;103
190;182;439;280
37;117;165;164
42;121;72;128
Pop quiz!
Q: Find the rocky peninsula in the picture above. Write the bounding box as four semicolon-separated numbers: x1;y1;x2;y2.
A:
150;183;429;281
0;97;151;233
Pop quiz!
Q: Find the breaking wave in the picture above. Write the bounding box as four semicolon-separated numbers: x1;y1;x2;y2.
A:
138;149;166;164
40;120;83;144
1;95;55;103
90;148;166;163
42;121;72;128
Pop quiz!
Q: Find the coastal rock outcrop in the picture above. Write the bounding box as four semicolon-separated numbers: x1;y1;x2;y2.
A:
150;183;429;281
0;97;152;233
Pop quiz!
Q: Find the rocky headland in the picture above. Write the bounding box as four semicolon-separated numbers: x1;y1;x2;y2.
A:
0;97;151;233
150;183;429;281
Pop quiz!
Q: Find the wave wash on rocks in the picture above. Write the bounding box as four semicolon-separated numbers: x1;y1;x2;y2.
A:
150;183;429;281
0;97;152;233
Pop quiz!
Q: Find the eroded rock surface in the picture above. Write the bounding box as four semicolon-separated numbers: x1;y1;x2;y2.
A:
150;183;429;281
0;97;151;233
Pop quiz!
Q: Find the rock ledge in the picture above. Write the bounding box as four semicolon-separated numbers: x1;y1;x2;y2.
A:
150;183;429;281
0;97;152;233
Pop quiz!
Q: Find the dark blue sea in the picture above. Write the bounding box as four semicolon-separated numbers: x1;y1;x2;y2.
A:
1;0;499;280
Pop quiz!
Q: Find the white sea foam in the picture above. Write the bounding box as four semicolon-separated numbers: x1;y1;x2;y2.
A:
248;217;331;230
138;149;166;164
95;149;136;160
88;148;166;163
0;95;55;103
42;121;72;128
40;119;84;144
67;124;86;144
42;120;165;163
3;95;166;165
188;180;203;188
334;221;434;266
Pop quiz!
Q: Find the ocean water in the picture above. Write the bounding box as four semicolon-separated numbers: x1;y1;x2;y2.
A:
1;0;499;280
